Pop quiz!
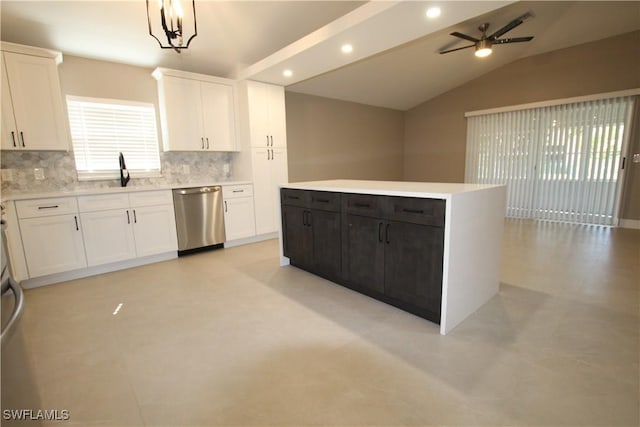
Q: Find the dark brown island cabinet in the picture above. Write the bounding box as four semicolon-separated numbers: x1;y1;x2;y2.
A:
281;188;446;324
279;180;507;335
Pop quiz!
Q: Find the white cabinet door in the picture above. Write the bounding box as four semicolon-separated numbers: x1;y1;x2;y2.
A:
224;197;256;240
20;214;87;277
81;209;136;266
132;204;178;257
2;52;68;151
247;81;287;148
1;58;18;150
201;82;237;151
159;76;204;151
252;147;289;235
268;84;287;148
252;148;275;235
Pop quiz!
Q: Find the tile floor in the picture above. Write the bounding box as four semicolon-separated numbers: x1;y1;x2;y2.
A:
12;219;640;426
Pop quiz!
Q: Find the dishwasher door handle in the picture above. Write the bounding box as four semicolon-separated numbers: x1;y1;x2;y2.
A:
1;274;24;346
175;186;221;195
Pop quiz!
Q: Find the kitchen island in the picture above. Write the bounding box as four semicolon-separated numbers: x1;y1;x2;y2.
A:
279;180;506;335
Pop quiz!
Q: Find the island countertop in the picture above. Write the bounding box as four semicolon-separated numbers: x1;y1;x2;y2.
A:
278;179;507;335
280;179;504;199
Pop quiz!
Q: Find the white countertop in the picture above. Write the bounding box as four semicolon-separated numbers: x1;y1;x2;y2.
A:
281;179;504;199
2;181;252;201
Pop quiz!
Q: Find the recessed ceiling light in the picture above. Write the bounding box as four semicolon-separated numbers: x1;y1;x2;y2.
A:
341;44;353;54
426;7;441;18
283;69;293;77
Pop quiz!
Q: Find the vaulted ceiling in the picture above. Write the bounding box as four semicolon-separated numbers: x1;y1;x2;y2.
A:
1;1;639;111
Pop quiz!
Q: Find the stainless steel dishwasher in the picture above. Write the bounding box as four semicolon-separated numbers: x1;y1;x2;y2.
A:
172;186;225;255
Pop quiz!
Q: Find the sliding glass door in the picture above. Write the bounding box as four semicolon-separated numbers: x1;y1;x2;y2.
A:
465;96;635;225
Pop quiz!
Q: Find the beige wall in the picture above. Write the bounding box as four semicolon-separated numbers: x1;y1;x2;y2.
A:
59;55;157;103
285;92;404;182
404;30;640;219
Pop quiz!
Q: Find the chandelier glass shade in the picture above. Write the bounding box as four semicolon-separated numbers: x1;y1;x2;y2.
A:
146;0;197;53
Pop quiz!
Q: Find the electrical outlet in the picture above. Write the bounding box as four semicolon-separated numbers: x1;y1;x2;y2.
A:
181;164;190;175
1;169;14;181
34;168;45;180
223;163;230;177
633;154;640;164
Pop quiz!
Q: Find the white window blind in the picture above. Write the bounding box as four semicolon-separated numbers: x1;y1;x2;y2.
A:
67;96;161;180
465;96;635;225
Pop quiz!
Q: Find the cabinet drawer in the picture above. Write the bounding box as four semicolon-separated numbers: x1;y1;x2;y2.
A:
129;190;173;207
344;193;382;218
384;196;445;227
78;193;130;213
281;188;308;207
16;197;78;218
309;191;341;212
223;184;253;199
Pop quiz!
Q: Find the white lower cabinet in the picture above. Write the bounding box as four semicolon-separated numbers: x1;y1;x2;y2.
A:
81;209;137;266
15;198;87;278
222;184;256;241
252;147;288;235
130;204;178;256
79;190;178;266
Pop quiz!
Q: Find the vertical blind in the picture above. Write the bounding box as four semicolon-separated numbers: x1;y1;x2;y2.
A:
465;96;634;225
67;96;161;179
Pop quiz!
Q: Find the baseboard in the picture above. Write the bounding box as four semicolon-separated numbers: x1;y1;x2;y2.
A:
223;232;278;248
619;219;640;229
21;252;177;289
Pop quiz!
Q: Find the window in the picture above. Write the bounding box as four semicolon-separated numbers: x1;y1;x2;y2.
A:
465;96;635;225
66;96;161;180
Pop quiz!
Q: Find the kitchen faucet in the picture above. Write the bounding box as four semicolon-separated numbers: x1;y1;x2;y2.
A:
119;152;130;187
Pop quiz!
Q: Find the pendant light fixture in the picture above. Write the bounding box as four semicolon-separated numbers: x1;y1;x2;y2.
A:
146;0;198;53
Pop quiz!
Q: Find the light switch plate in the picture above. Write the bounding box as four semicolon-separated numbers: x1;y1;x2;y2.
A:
34;168;45;180
633;154;640;163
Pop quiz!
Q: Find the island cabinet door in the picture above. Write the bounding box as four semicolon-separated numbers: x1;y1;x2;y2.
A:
343;214;384;294
383;220;444;319
282;205;311;268
308;209;341;280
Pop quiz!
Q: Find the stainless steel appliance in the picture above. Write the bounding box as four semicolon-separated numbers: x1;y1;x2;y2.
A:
1;220;42;426
172;186;225;255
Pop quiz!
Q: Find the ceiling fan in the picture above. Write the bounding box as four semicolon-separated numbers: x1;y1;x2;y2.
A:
440;12;534;58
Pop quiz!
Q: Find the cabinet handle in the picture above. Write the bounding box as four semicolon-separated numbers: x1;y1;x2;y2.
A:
206;137;210;149
126;210;130;224
314;198;330;203
271;149;274;160
19;131;25;147
201;137;205;149
10;131;16;147
378;222;383;243
270;135;274;146
232;189;244;193
133;209;137;223
267;149;271;161
37;205;59;210
402;208;425;215
224;200;228;212
302;210;307;226
354;202;370;208
288;195;300;200
266;135;269;147
307;210;312;227
74;216;79;231
385;223;390;244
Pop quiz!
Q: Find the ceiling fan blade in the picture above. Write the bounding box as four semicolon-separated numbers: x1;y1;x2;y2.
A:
439;44;475;54
450;32;479;43
493;36;534;44
488;11;533;41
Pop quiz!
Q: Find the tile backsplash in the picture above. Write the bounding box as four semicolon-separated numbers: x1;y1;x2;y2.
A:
0;150;234;194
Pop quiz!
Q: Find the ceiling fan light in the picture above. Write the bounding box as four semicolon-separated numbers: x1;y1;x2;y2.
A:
474;39;492;57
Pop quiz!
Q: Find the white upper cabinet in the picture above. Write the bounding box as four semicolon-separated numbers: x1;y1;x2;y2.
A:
153;68;238;152
247;81;287;148
1;43;69;151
